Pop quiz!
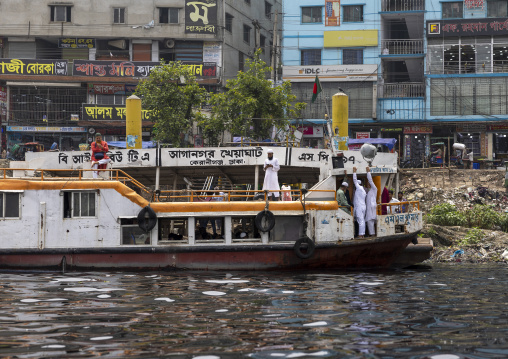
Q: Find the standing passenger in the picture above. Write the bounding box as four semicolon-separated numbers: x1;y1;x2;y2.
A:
364;166;378;237
336;181;350;214
352;167;366;238
262;149;280;200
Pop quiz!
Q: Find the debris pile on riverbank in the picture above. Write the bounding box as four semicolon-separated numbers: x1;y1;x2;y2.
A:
400;168;507;213
422;224;508;263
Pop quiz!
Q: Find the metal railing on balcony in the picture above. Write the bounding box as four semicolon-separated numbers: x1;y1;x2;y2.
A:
381;0;425;12
379;82;425;98
381;40;424;55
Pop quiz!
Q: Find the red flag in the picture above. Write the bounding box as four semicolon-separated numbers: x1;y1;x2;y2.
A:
311;76;322;103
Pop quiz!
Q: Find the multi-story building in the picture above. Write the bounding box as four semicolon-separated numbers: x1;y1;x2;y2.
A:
0;0;280;151
425;0;508;162
281;0;380;148
282;0;508;164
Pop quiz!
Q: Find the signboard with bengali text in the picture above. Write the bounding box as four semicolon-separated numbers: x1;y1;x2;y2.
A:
82;105;151;122
0;59;68;75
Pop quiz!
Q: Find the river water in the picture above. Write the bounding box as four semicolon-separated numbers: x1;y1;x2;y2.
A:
1;263;507;359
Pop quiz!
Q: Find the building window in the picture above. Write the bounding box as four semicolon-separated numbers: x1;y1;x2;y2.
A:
0;193;20;219
260;34;266;52
442;2;463;19
301;49;321;65
96;94;126;105
488;0;508;17
343;49;363;64
245;0;251;4
243;24;251;44
343;5;363;22
159;7;179;24
225;13;233;32
302;7;322;23
64;192;96;218
50;5;72;22
239;51;245;72
113;8;125;24
265;2;272;19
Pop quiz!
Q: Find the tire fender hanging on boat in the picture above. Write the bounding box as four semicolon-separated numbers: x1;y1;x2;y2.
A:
293;236;315;259
255;210;275;232
138;205;157;233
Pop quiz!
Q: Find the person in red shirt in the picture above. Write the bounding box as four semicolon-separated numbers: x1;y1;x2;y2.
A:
91;133;111;179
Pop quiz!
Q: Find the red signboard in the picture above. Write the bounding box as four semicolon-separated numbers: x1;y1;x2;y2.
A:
403;126;432;134
356;132;370;139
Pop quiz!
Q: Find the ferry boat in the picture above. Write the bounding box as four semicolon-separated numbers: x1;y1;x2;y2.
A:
0;146;422;271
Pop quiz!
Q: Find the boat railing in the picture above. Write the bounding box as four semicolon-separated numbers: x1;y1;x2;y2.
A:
0;168;152;196
376;201;420;215
153;189;336;202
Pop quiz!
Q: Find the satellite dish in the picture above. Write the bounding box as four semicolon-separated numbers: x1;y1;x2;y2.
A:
360;143;377;166
164;39;175;48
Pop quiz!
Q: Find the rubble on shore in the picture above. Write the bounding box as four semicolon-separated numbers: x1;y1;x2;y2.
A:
399;169;508;264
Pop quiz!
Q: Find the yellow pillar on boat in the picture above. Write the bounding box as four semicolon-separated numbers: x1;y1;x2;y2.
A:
372;175;382;203
126;95;142;149
332;91;348;151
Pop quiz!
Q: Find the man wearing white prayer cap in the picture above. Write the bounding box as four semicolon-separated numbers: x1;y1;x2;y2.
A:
336;178;350;214
262;148;280;200
352;167;367;238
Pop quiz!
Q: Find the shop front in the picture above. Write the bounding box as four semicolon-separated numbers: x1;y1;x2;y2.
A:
488;123;508;162
6;126;87;152
403;125;432;164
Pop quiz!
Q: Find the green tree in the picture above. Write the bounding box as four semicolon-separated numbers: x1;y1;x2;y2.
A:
135;61;207;147
204;49;306;144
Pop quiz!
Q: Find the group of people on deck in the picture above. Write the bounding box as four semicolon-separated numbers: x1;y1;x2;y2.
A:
336;167;406;239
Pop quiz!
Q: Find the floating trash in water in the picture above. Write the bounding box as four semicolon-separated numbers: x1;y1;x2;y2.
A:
193;356;221;359
90;336;113;341
21;298;68;303
41;344;66;349
429;355;461;359
358;282;384;286
205;279;249;284
362;292;375;295
303;321;328;327
50;277;95;283
428;283;447;286
282;291;294;294
215;309;228;312
154;297;175;302
64;287;125;293
97;294;111;299
203;291;226;296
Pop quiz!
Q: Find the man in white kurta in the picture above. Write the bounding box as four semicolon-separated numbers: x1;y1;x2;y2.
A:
364;166;378;236
352;167;367;238
262;149;280;200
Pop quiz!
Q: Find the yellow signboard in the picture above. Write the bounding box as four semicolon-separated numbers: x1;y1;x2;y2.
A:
324;30;378;47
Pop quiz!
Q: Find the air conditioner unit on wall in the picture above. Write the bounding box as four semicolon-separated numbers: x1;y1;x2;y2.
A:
164;39;175;48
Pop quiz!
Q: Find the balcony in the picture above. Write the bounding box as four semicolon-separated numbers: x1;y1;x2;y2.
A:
379;82;425;98
381;40;424;56
381;0;424;12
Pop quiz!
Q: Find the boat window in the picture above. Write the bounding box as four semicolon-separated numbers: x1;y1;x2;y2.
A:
196;217;225;242
231;217;261;242
120;219;151;245
269;216;305;242
159;218;188;244
63;191;96;218
0;192;20;218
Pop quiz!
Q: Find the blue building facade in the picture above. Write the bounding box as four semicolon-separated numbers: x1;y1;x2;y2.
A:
281;0;382;148
425;0;508;161
282;0;508;163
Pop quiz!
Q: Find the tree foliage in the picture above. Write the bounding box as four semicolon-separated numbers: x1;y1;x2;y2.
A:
203;49;306;144
135;62;207;146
